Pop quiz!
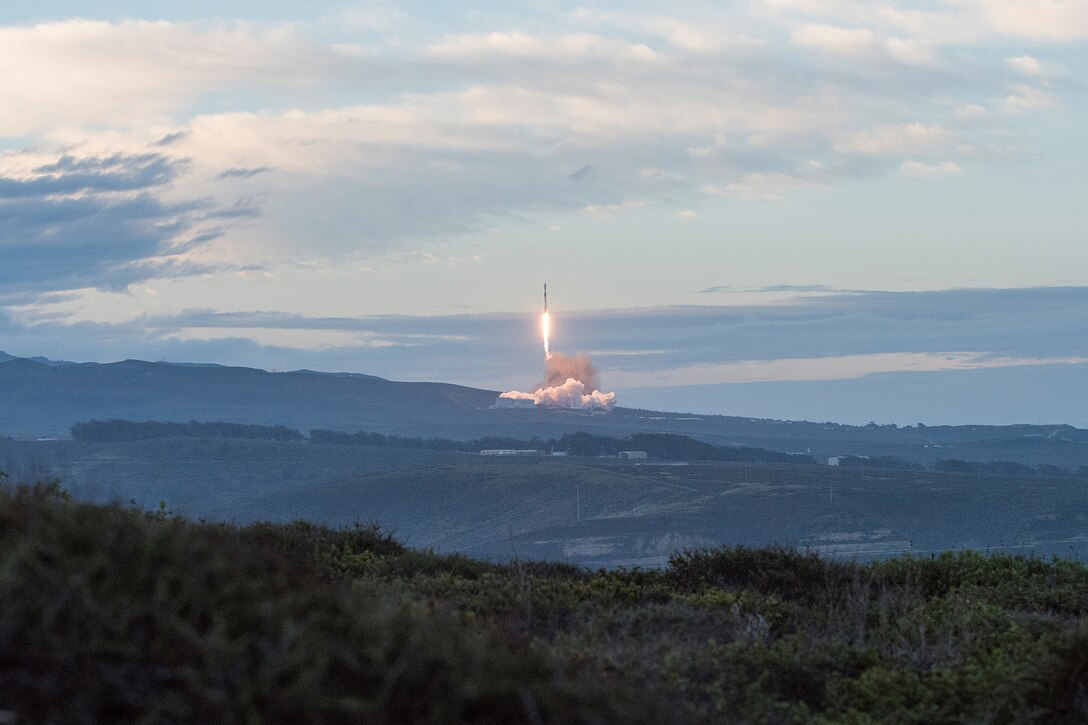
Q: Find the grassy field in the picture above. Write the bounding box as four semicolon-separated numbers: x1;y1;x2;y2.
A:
3;439;1087;568
3;479;1087;723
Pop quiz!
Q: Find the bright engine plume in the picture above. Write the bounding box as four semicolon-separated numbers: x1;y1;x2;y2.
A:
500;284;616;411
542;283;550;358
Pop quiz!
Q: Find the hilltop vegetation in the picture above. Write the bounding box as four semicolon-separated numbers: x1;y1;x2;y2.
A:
70;419;305;442
3;474;1087;723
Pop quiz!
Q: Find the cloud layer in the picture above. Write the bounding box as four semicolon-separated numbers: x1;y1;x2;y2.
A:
5;285;1087;379
0;3;1078;299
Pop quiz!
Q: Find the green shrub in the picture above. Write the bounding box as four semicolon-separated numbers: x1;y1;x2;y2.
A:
0;483;639;724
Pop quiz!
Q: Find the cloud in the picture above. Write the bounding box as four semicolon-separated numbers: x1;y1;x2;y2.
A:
884;37;938;66
425;31;658;63
606;351;1088;387
1003;84;1056;113
0;153;177;198
214;166;273;180
0;150;233;294
702;161;825;201
567;164;594;181
960;0;1088;41
953;104;989;120
621;363;1088;427
1007;55;1044;76
156;131;190;147
633;16;738;53
0;7;1076;299
834;123;954;155
900;160;963;178
699;284;840;294
7;286;1088;393
581;200;649;218
766;0;1088;43
0;20;345;136
688;135;729;159
792;24;881;57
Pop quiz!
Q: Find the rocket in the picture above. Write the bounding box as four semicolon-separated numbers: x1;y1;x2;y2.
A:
543;283;548;313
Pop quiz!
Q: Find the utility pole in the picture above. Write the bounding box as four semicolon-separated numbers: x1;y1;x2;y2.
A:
576;482;581;522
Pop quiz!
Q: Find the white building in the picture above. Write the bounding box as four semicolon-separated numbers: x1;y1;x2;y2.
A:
480;449;540;456
492;397;535;409
619;450;648;459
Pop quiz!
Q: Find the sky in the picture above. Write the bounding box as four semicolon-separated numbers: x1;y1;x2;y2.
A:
2;1;1088;425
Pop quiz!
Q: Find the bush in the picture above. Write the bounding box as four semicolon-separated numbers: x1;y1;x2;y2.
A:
0;483;636;724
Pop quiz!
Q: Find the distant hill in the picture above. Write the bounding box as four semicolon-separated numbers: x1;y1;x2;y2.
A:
0;350;74;367
3;352;1088;466
0;355;496;440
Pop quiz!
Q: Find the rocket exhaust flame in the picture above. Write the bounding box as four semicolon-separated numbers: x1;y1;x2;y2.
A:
542;283;550;358
501;284;616;411
542;311;550;358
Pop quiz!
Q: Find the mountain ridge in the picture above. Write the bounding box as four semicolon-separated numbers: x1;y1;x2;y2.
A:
3;352;1088;467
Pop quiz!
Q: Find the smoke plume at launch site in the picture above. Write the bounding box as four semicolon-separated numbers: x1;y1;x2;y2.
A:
501;351;617;410
543;352;600;391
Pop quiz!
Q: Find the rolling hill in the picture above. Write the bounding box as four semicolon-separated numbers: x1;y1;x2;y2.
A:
4;351;1088;467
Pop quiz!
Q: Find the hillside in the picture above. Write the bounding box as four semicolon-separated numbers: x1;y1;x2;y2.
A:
0;354;496;438
3;480;1086;723
4;352;1088;467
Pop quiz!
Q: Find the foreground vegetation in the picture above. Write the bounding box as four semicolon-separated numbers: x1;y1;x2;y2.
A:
2;476;1087;723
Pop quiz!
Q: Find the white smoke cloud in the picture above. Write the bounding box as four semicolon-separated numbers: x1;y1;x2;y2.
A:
501;350;616;410
501;377;616;410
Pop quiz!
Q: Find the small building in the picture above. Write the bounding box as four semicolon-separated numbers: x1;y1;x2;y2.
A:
828;456;843;466
492;397;535;409
618;450;648;460
480;449;540;456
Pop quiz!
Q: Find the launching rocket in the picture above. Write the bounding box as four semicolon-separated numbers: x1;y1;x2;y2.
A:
544;283;548;313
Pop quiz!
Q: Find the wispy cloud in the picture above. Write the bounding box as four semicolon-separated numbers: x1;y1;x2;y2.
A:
214;166;273;180
900;160;963;178
833;123;954;156
0;150;235;294
607;351;1088;387
581;199;649;217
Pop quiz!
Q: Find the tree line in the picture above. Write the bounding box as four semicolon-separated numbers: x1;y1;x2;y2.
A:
836;454;1088;478
309;429;814;464
70;419;812;464
68;419;1087;476
70;420;305;443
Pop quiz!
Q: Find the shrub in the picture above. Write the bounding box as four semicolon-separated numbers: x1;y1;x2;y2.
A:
0;484;637;724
